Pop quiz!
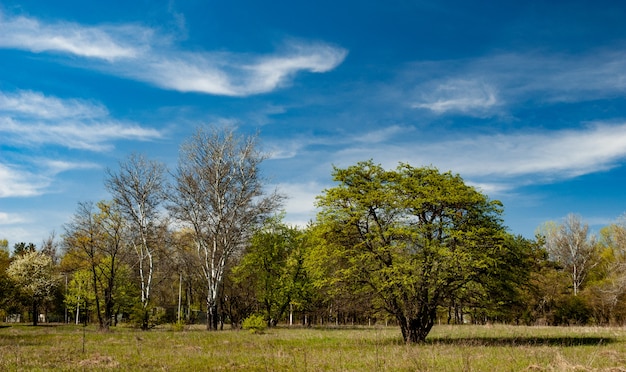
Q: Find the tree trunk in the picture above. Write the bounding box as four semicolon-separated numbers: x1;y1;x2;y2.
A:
398;306;437;343
32;299;39;326
207;302;218;330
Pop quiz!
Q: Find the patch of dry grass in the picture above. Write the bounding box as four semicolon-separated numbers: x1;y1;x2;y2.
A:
1;323;626;370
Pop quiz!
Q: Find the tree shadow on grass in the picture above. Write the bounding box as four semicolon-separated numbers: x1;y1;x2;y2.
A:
425;336;614;347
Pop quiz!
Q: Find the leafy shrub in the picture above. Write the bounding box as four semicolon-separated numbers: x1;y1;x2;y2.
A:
553;296;592;325
171;321;185;332
242;314;267;334
130;304;167;329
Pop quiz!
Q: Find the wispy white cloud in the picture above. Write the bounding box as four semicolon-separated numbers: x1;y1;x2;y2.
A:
353;125;414;143
0;90;108;119
332;122;626;181
121;41;347;96
0;89;161;198
40;159;99;174
412;79;499;115
0;12;347;96
0;157;100;199
266;124;412;160
0;118;162;151
274;181;324;227
0;90;163;151
0;163;48;198
267;122;626;224
411;50;626;115
0;211;25;225
0;12;151;61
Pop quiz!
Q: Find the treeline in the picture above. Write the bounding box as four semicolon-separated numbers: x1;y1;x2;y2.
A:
1;126;626;343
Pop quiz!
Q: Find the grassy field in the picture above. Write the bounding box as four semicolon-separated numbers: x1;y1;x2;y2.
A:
1;323;625;371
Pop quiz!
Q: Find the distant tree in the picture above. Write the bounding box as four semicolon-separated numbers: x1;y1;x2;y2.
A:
169;229;205;324
41;231;59;265
7;250;58;325
168;127;282;330
233;215;310;326
105;153;167;330
12;242;36;257
583;221;626;324
541;214;599;296
0;240;16;316
63;201;130;330
313;161;514;343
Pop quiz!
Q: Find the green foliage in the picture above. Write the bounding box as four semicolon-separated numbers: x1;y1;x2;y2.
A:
65;268;96;322
242;314;267;334
232;214;312;326
12;242;36;257
313;160;516;342
553;296;592;325
129;303;166;329
171;321;186;332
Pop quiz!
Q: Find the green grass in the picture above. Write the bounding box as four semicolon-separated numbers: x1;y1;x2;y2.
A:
1;323;625;371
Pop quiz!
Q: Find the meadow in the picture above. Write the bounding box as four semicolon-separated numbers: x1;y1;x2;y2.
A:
0;323;625;371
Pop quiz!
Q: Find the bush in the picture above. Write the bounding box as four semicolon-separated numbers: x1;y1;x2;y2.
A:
242;314;267;334
171;321;186;332
553;296;592;325
130;304;167;329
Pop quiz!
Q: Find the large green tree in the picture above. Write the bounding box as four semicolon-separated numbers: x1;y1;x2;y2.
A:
314;161;517;343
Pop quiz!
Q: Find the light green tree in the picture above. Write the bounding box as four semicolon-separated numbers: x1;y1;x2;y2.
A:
313;161;515;343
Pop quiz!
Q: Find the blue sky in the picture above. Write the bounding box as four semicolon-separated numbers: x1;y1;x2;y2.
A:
2;0;626;246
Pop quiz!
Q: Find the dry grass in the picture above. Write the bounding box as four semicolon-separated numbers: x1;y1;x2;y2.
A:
1;323;626;371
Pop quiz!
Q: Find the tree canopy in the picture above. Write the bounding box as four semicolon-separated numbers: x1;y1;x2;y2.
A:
313;161;521;342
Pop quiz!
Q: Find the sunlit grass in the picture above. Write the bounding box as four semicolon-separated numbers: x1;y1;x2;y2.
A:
1;323;626;370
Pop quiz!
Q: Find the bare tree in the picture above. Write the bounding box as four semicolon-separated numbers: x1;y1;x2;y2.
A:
543;214;598;296
41;231;59;265
105;153;166;329
168;127;282;330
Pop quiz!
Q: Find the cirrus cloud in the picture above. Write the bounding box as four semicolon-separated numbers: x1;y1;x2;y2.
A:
0;12;347;96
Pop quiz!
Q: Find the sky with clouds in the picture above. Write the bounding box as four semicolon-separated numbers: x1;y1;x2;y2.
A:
2;0;626;246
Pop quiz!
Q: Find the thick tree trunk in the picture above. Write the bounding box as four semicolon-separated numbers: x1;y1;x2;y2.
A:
398;306;437;343
206;302;219;330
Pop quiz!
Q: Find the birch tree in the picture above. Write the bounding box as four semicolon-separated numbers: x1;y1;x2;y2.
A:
168;127;282;330
105;153;166;329
543;214;598;296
